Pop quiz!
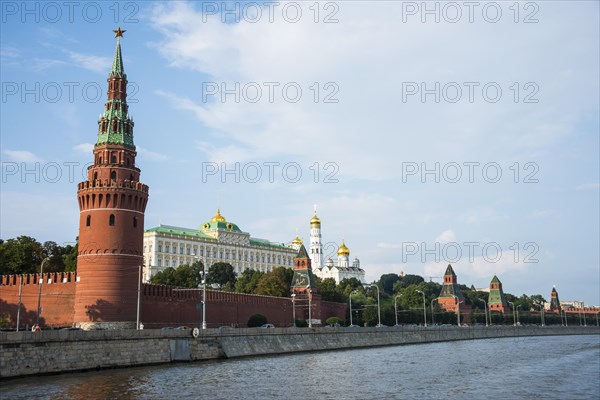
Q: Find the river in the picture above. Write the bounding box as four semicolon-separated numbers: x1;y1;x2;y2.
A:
1;334;599;399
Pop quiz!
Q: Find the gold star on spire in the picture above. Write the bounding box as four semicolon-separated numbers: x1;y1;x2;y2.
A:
113;27;126;39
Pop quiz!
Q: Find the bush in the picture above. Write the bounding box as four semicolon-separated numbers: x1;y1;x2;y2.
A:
326;317;341;326
247;314;268;327
295;319;308;328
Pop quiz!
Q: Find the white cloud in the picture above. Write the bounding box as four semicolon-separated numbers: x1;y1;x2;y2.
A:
67;51;111;74
435;229;456;243
73;143;94;154
577;183;600;191
137;147;169;161
2;150;43;163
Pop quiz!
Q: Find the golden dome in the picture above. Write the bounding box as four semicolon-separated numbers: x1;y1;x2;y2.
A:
337;240;350;257
310;211;321;227
292;235;303;245
210;208;226;222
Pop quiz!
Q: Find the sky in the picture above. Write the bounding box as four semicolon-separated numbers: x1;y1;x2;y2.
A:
1;1;598;305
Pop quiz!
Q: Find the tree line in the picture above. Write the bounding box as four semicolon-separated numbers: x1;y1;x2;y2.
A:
0;236;77;275
0;236;555;326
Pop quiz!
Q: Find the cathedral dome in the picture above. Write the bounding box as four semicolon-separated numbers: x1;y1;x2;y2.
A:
292;235;303;245
337;240;350;257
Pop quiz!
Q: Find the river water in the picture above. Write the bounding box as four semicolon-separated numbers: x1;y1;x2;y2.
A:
1;335;599;399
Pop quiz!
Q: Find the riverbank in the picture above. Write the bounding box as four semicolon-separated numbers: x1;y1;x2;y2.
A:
1;325;598;379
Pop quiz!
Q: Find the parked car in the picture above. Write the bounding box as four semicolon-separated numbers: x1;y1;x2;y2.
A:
260;324;275;328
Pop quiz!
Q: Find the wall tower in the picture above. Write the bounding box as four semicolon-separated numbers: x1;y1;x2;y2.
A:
74;28;149;329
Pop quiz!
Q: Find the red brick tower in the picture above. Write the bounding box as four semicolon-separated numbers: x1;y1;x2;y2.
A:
488;275;509;314
549;286;561;314
291;245;321;325
74;28;149;329
437;264;465;312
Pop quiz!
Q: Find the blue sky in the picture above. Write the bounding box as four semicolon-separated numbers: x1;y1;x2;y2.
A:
1;1;598;305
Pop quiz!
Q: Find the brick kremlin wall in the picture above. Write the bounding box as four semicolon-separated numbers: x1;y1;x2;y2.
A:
0;275;347;329
0;273;77;328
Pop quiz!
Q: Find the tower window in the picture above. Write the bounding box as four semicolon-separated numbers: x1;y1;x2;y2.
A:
86;215;91;227
133;216;138;228
126;158;130;166
109;214;115;226
110;171;116;180
111;155;117;164
93;172;98;180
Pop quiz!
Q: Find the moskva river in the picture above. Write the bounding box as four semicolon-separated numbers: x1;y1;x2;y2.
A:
2;335;599;399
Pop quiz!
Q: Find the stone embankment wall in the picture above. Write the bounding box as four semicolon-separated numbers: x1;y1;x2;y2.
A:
1;326;598;379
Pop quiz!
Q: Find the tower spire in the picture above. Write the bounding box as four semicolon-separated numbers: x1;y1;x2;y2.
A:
96;28;133;147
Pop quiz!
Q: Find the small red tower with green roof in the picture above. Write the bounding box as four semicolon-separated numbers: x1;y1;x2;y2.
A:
488;275;509;314
291;245;320;325
74;28;149;329
549;286;561;314
437;264;465;312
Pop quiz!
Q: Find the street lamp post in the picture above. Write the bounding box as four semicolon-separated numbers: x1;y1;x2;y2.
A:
200;271;207;329
564;309;568;327
596;312;599;327
535;303;545;327
291;293;296;327
478;298;489;327
349;290;358;326
430;298;438;326
516;305;520;326
416;290;427;327
394;294;402;326
367;284;381;327
508;301;516;326
451;295;462;327
136;264;142;330
308;288;313;328
36;257;50;326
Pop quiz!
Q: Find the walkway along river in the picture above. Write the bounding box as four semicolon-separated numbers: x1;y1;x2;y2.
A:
1;324;598;379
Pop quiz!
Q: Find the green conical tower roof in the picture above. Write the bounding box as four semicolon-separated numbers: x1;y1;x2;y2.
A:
444;264;456;277
111;39;124;75
96;29;134;148
295;244;309;260
491;275;501;284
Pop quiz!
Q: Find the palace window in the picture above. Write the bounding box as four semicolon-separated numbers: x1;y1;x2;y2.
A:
109;214;115;226
180;246;184;254
158;244;162;252
165;244;170;253
172;260;176;267
158;258;162;267
172;246;176;254
200;248;204;256
187;247;190;255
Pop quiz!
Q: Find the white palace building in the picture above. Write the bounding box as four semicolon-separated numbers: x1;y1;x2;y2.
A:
143;208;366;284
142;209;297;282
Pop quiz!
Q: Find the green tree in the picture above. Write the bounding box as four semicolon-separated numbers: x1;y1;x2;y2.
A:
379;273;400;295
149;267;178;286
63;242;78;272
255;272;288;297
317;277;340;302
206;262;236;288
0;236;43;275
247;314;267;327
235;269;265;293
